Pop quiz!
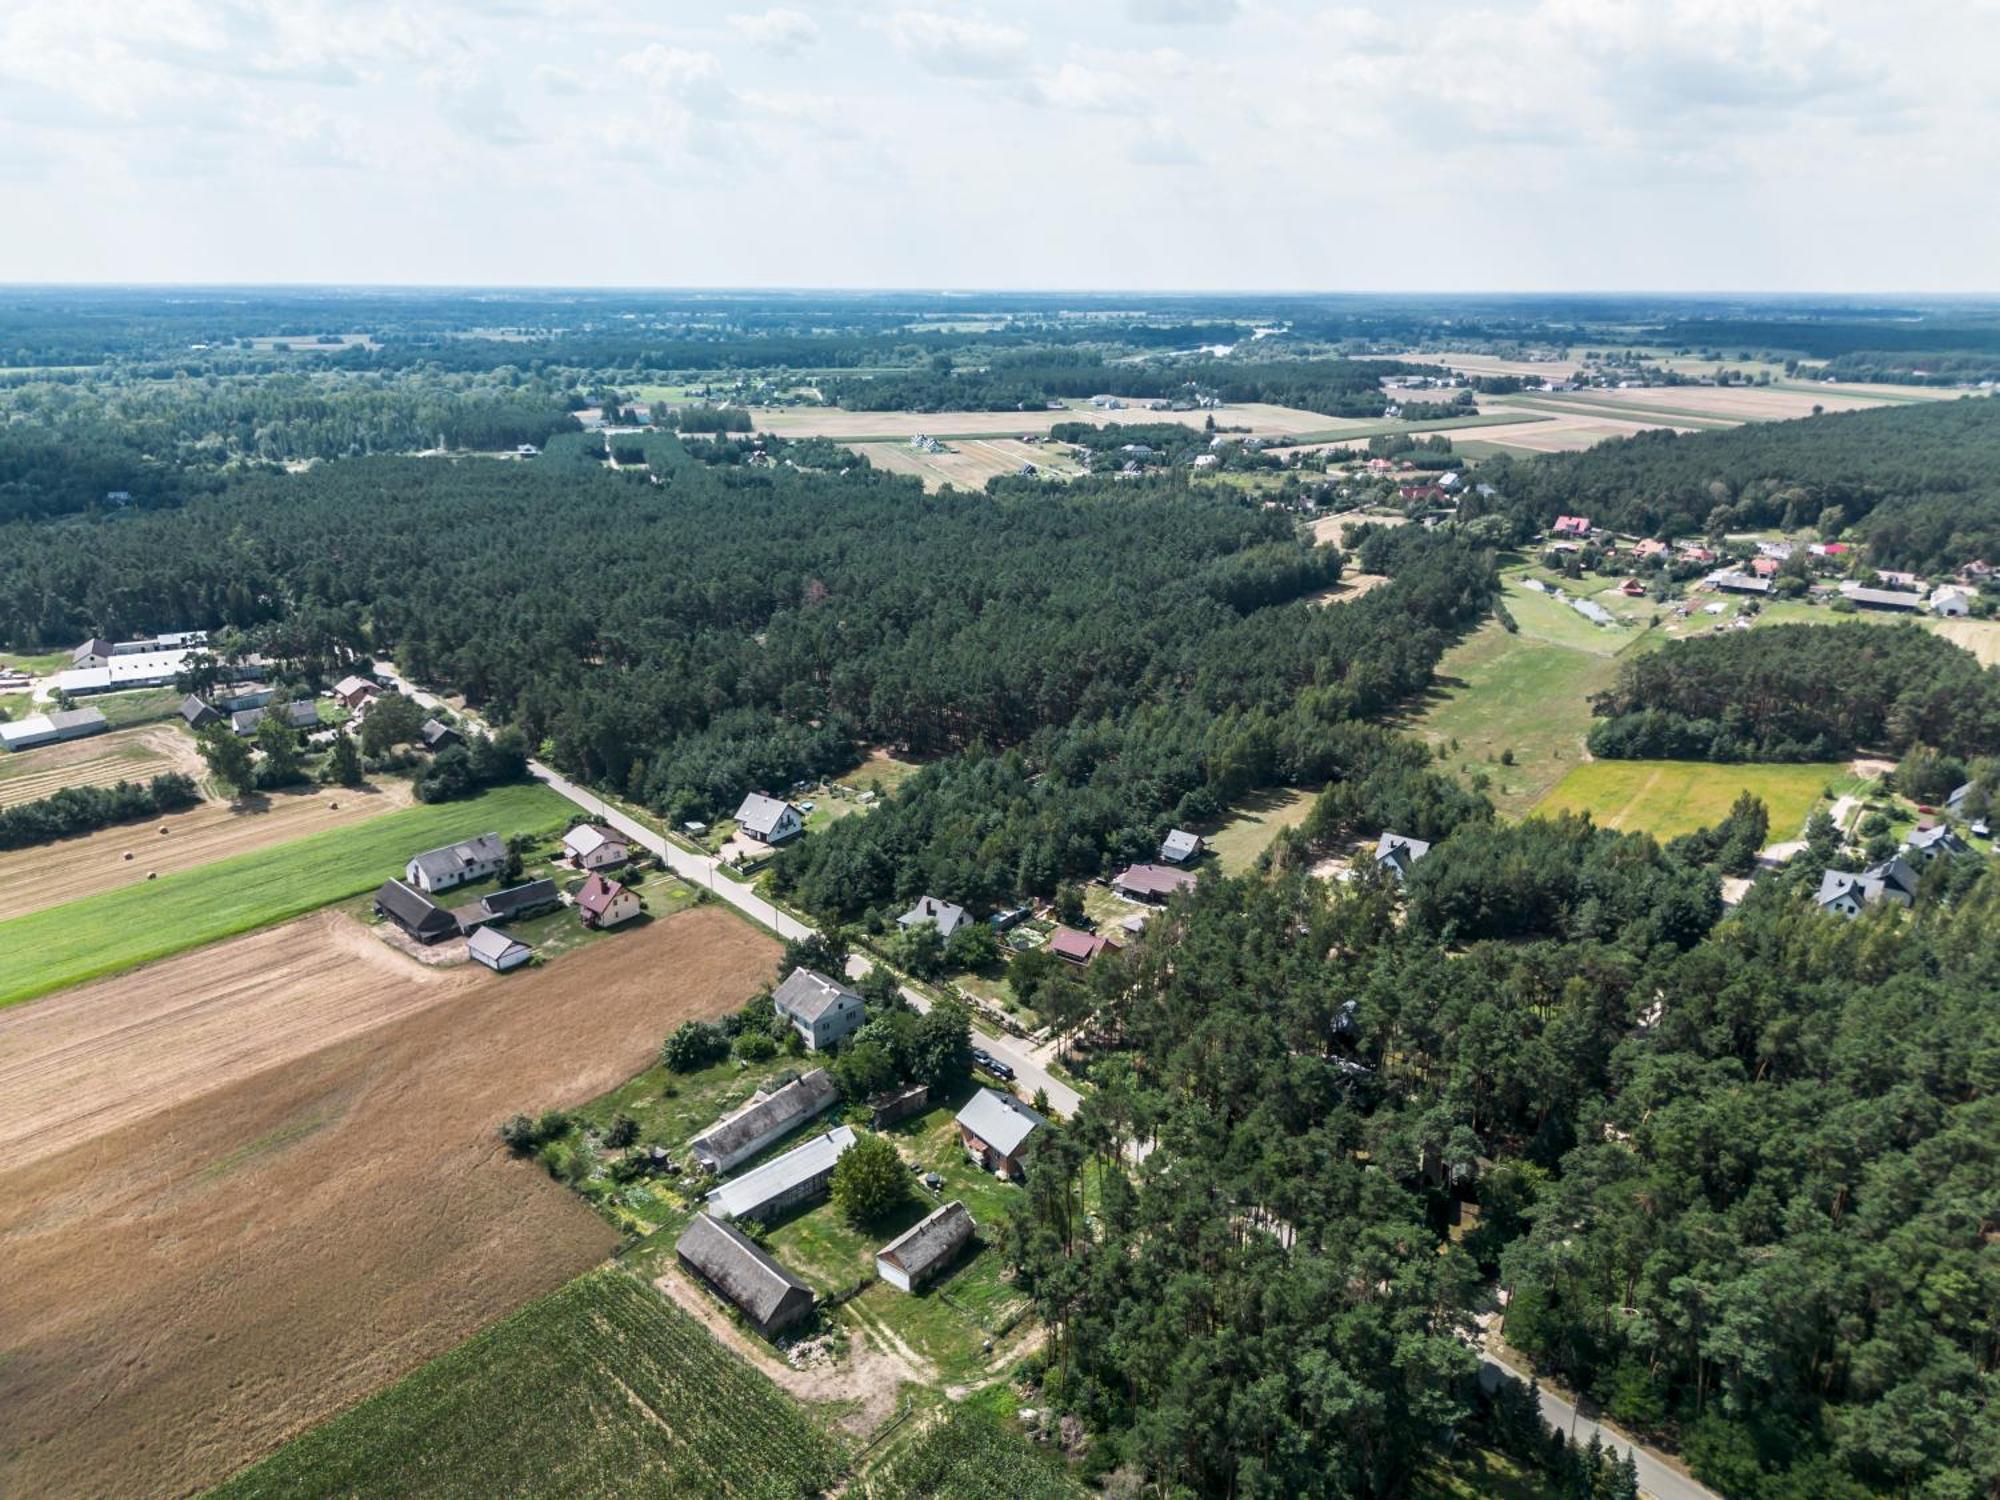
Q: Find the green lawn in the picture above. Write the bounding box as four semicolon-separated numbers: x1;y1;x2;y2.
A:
1500;576;1646;655
0;780;571;1007
1413;1442;1552;1500
1201;786;1319;874
94;686;187;727
207;1270;843;1500
0;645;72;675
1534;759;1849;841
864;1402;1082;1499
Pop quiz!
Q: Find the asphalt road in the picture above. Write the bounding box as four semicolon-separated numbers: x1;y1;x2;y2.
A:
1478;1350;1718;1500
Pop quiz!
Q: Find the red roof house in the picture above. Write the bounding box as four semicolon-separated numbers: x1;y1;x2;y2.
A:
1553;515;1592;537
1048;926;1110;966
576;872;643;929
1750;557;1780;577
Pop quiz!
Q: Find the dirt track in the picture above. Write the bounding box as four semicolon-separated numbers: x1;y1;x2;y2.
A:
0;780;413;921
0;903;777;1500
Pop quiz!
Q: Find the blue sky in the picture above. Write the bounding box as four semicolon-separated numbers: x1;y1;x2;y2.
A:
0;0;1990;290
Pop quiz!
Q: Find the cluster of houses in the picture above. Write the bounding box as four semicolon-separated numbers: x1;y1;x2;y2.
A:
670;1056;1044;1339
371;820;643;970
332;674;461;751
1813;816;1981;919
181;683;317;736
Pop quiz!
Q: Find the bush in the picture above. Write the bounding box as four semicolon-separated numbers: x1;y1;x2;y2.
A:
605;1113;640;1149
734;1030;778;1063
662;1020;729;1072
830;1134;910;1226
0;772;201;851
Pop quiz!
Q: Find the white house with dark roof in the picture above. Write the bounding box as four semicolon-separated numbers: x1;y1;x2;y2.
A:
1374;832;1432;882
876;1200;976;1293
690;1069;840;1173
405;832;507;893
734;792;803;844
1902;824;1972;864
1158;828;1203;865
1815;857;1922;918
675;1213;815;1337
897;895;969;940
705;1126;856;1223
773;967;865;1051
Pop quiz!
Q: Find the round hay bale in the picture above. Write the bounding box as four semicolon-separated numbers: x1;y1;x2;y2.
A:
147;871;158;880
123;851;134;861
328;800;339;810
159;825;171;835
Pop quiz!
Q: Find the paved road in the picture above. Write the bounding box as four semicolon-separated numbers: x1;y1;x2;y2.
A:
1478;1345;1717;1500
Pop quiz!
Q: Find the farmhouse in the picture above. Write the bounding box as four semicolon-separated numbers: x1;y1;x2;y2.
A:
956;1088;1047;1178
420;718;462;751
1158;828;1203;865
1815;857;1922;918
1111;863;1196;903
70;629;207;670
733;792;803;844
897;894;969;940
674;1213;816;1338
1633;539;1668;561
332;675;381;710
0;707;110;752
230;701;318;735
1552;515;1592;538
1839;582;1923;612
405;832;506;894
575;872;643;929
705;1126;857;1223
466;925;533;972
453;877;561;930
56;648;202;696
773;966;865;1051
1903;824;1972;864
1750;557;1780;578
876;1200;976;1293
1928;586;1973;617
690;1068;841;1173
372;879;460;943
1048;925;1110;966
1375;831;1432;882
562;822;631;871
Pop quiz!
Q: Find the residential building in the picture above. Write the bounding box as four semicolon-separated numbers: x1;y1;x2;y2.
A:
563;823;632;871
1110;862;1196;903
453;877;561;931
230;701;317;736
466;925;533;972
1047;926;1109;966
373;879;460;943
0;708;110;752
1158;828;1203;865
420;718;461;751
704;1126;857;1223
1375;831;1432;882
956;1088;1047;1179
1552;515;1592;538
897;895;969;940
1815;857;1922;918
675;1213;815;1338
576;872;642;929
690;1068;841;1174
332;675;381;710
876;1201;976;1293
1903;824;1972;864
773;966;865;1051
733;792;803;844
405;832;507;894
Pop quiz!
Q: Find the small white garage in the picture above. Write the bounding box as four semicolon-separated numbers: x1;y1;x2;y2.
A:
466;925;533;972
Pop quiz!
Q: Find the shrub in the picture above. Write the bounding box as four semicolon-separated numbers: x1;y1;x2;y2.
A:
662;1020;729;1072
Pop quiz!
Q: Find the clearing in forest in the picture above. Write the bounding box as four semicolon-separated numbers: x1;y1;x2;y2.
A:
0;904;778;1500
1533;758;1847;841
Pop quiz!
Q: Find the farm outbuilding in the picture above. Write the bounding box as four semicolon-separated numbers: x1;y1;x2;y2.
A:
675;1213;816;1338
373;878;460;943
466;925;532;972
875;1200;976;1293
0;708;110;752
689;1068;840;1174
705;1126;856;1223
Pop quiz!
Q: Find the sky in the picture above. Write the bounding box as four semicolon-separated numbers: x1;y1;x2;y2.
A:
0;0;1993;292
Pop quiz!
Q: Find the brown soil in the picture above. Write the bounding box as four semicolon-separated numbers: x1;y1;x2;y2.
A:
0;904;777;1500
0;779;414;921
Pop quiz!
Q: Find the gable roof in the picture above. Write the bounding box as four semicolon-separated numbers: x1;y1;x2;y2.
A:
74;637;112;664
420;717;459;747
563;823;626;859
181;694;220;727
675;1213;813;1328
1375;831;1432;870
1111;863;1196;899
333;674;378;699
1159;829;1202;861
1047;926;1108;963
956;1088;1047;1159
705;1126;857;1221
480;877;560;921
691;1069;840;1169
576;871;632;917
878;1200;976;1281
466;925;531;966
898;895;968;937
773;967;861;1024
734;792;798;837
373;879;457;938
409;832;506;885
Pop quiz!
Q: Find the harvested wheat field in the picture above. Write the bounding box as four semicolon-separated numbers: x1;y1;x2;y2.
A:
1456;410;1697;453
0;723;197;809
860;436;1084;492
750;399;1335;441
0;779;413;922
0;902;777;1500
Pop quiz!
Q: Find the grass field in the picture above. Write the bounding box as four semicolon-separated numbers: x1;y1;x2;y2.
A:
0;779;569;1006
1500;575;1646;654
862;1402;1081;1499
1534;758;1848;841
1203;785;1318;873
209;1270;843;1500
0;721;196;808
1932;617;2000;666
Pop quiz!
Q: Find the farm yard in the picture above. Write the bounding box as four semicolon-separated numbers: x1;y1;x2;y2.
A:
0;721;196;808
859;436;1085;492
1533;758;1849;842
210;1270;842;1500
0;777;414;921
0;904;779;1500
0;779;569;1006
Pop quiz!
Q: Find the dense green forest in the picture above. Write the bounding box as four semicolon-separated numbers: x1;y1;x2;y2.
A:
1469;398;2000;571
1009;842;1995;1499
1587;624;2000;762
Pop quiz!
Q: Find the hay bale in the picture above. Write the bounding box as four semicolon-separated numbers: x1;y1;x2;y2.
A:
123;851;133;861
146;871;158;880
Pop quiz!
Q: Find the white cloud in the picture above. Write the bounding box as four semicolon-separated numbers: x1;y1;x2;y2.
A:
1127;117;1201;165
1126;0;1238;23
730;7;820;55
884;9;1031;78
535;64;585;94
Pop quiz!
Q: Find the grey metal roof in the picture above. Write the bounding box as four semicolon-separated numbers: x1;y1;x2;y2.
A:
1159;829;1202;862
1840;583;1922;608
878;1200;975;1283
691;1069;840;1171
421;717;459;746
773;967;861;1025
1905;824;1968;855
955;1089;1046;1160
1375;832;1432;870
898;895;968;937
734;792;797;837
45;708;107;733
480;878;560;920
466;925;530;965
675;1213;814;1330
705;1126;856;1221
374;879;457;938
409;832;505;885
1111;863;1196;899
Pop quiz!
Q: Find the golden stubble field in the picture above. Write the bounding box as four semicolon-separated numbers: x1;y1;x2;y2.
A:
749;399;1340;440
0;723;197;809
0;903;778;1500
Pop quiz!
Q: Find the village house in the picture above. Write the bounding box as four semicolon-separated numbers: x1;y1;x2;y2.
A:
405;832;507;894
1633;539;1668;561
452;877;560;931
1619;578;1647;597
1902;824;1972;864
372;878;460;943
466;925;533;972
675;1213;816;1338
705;1126;857;1223
1111;862;1197;903
956;1088;1047;1179
575;872;643;929
0;707;109;752
420;718;461;751
689;1068;841;1174
562;823;632;872
733;792;804;845
1158;828;1203;865
1551;515;1592;538
898;894;970;940
1928;586;1973;618
1815;857;1922;918
231;700;317;736
1047;925;1110;966
875;1200;976;1293
332;674;381;711
772;966;865;1051
1375;831;1432;882
1749;557;1781;578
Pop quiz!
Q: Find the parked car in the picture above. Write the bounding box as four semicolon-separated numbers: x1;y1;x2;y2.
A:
972;1048;1015;1082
